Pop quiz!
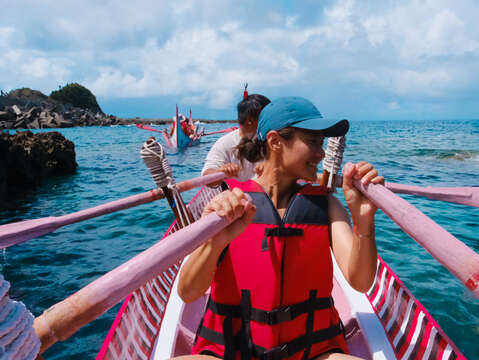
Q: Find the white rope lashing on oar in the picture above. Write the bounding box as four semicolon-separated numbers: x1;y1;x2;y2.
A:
140;138;174;189
322;136;346;189
140;138;191;228
0;275;40;360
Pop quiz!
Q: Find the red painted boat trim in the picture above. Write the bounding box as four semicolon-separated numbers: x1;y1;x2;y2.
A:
366;256;466;359
96;293;133;360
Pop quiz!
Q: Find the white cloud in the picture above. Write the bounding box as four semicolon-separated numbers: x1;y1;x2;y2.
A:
361;17;387;47
0;0;478;118
86;25;303;108
360;1;479;61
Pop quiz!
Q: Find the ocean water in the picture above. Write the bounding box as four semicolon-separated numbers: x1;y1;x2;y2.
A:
1;119;478;359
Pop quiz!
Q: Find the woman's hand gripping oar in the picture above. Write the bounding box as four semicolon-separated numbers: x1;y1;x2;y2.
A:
33;145;254;355
321;136;479;298
0;172;227;249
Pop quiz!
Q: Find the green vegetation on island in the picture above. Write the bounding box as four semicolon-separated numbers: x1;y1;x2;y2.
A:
50;83;103;114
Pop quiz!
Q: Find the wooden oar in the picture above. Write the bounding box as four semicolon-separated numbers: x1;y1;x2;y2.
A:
323;174;479;208
137;122;237;137
202;126;238;136
353;179;479;298
385;182;479;208
33;208;242;354
0;172;226;249
136;123;165;133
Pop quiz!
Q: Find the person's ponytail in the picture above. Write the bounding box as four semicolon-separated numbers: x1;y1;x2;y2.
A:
235;135;267;163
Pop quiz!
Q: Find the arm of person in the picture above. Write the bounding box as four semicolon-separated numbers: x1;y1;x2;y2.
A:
202;137;241;185
178;188;256;303
329;161;384;293
203;163;241;186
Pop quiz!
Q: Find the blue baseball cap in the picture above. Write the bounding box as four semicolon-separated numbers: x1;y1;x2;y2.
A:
257;96;349;141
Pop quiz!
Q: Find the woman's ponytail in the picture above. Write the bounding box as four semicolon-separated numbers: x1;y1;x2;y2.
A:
235;135;266;164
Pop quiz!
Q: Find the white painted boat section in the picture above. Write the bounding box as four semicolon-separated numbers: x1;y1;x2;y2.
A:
152;262;185;360
332;254;396;360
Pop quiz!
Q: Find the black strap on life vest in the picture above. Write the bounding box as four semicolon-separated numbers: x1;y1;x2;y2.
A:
197;290;341;360
239;290;254;360
262;227;304;251
301;290;316;360
208;295;333;325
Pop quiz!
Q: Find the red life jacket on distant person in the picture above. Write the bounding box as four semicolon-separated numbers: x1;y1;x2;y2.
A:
180;119;189;135
192;179;348;360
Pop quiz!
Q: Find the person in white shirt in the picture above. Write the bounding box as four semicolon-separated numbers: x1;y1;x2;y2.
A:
202;94;270;183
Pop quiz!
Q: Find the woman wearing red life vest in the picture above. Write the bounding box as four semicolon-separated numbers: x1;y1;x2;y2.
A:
176;97;384;360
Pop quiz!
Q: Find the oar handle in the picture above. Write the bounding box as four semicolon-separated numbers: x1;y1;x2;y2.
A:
34;210;231;354
353;179;479;298
0;172;227;249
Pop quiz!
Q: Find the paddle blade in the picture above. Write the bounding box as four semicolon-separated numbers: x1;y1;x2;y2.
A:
0;217;59;248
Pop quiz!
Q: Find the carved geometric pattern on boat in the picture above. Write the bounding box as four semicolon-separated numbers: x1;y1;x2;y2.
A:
366;257;466;359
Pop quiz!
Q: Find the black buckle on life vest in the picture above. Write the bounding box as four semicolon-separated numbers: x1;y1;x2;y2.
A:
260;343;289;360
262;227;304;251
253;306;292;325
264;227;304;237
269;306;292;324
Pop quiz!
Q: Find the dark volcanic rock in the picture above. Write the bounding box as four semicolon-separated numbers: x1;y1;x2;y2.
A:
0;88;121;129
0;131;77;201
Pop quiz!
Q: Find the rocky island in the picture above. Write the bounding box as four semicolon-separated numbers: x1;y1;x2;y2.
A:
0;84;121;129
0;130;77;201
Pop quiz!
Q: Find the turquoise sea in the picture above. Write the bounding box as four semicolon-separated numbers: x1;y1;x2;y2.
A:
1;119;478;359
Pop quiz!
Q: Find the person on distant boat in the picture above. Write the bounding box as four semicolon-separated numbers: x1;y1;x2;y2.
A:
180;115;196;138
201;94;271;184
176;97;384;360
180;116;189;135
169;114;195;138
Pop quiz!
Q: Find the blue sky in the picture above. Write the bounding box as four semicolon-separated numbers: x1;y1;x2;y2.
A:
1;0;478;120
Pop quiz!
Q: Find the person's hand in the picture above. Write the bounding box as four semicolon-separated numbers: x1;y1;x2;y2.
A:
342;161;384;224
254;162;264;177
202;188;256;249
219;163;240;178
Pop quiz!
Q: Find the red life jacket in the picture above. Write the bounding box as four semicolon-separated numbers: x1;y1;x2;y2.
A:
192;179;348;360
180;120;189;135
